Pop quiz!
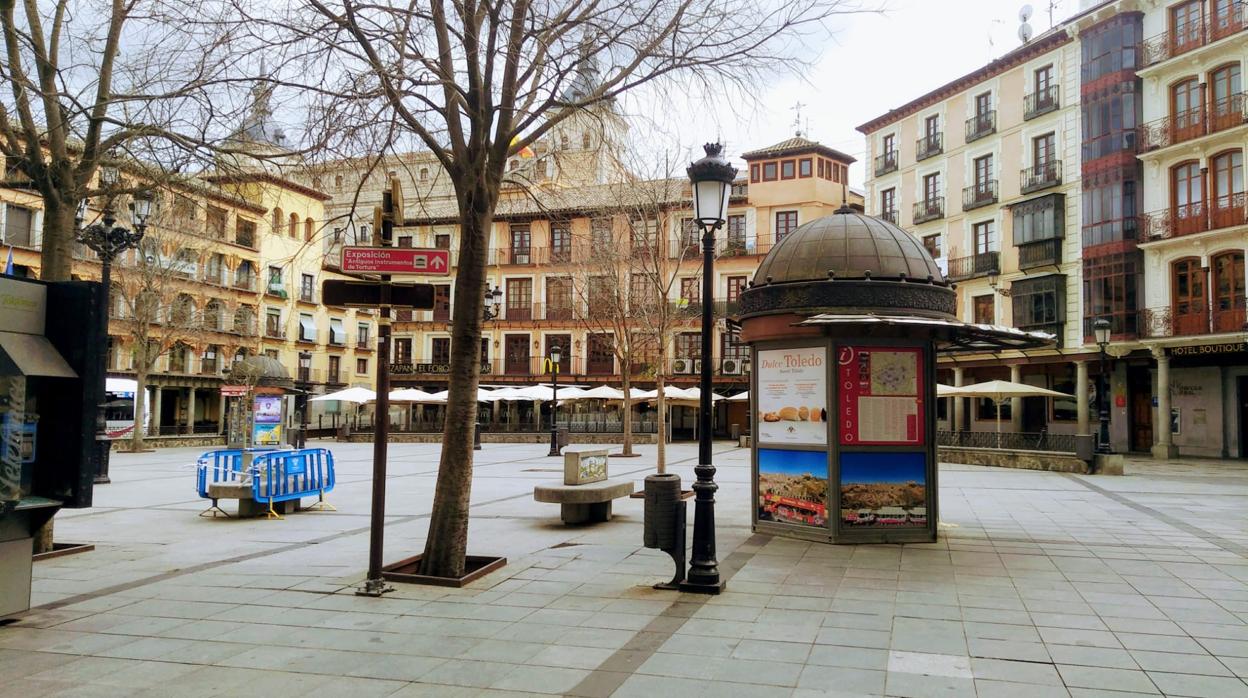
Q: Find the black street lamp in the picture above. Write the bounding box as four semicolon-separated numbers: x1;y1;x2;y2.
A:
483;284;503;321
682;143;735;594
1093;317;1112;454
547;343;562;457
76;165;152;484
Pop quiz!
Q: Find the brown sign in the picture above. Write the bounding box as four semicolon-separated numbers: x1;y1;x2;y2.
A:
322;280;435;309
1167;342;1248;357
220;384;249;397
392;362;491;375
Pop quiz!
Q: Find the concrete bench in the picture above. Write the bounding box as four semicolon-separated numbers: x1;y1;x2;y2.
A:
534;479;635;524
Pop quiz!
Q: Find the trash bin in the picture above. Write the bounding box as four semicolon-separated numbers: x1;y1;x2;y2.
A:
557;427;569;448
730;423;740;440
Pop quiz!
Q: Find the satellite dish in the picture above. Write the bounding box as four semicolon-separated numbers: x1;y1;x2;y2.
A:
1019;4;1034;21
1019;22;1034;43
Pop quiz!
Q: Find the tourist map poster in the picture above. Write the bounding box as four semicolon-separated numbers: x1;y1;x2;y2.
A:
757;347;827;445
757;448;828;528
838;346;924;446
840;451;927;528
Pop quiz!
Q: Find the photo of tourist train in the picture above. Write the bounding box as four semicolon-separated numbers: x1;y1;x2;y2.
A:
757;448;828;528
839;451;927;527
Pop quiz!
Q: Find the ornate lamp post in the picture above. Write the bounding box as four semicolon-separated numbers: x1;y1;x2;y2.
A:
1093;317;1112;454
547;343;562;457
682;143;735;594
75;166;153;483
483;284;503;321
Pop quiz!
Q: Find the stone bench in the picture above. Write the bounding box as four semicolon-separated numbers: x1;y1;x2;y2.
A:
534;479;635;524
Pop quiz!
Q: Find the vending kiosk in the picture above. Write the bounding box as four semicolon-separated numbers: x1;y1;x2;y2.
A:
0;275;102;616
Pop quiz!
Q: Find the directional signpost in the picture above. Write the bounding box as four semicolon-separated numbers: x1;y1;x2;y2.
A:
341;247;450;275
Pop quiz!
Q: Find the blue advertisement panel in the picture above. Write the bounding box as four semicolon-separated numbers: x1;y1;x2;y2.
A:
839;451;926;528
253;422;282;446
757;448;828;528
253;395;283;423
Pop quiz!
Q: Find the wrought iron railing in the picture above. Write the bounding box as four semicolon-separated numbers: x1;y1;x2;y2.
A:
946;252;999;281
874;150;899;176
1140;193;1247;241
880;210;898;225
1017;239;1061;269
1024;85;1060;120
1020;160;1062;194
938;430;1076;453
965;111;996;142
1137;107;1205;151
912;197;945;224
1139;299;1247;338
916;133;943;161
1142;3;1246;66
962;181;998;210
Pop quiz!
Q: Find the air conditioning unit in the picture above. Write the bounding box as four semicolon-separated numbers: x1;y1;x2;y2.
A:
742;359;753;374
721;358;743;376
672;358;693;375
693;359;703;374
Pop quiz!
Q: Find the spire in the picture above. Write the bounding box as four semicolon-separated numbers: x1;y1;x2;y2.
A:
234;63;287;148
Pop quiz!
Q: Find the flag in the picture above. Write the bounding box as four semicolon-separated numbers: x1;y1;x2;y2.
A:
3;247;12;275
509;135;535;159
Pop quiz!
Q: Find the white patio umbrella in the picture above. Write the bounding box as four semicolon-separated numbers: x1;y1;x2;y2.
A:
577;385;626;400
936;384;958;398
427;387;494;402
310;386;376;403
389;388;437;402
726;391;750;402
943;380;1073;446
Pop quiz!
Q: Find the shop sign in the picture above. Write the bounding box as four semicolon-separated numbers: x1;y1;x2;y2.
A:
1168;342;1248;357
220;384;249;397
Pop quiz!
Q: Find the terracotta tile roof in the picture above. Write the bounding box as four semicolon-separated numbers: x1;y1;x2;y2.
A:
739;136;856;163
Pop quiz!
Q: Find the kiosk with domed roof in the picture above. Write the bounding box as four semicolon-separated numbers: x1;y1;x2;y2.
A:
737;206;1052;544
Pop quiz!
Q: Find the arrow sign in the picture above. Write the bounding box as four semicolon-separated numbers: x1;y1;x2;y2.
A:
341;247;451;275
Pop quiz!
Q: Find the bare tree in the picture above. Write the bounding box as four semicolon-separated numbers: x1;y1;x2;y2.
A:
0;0;258;281
250;0;867;577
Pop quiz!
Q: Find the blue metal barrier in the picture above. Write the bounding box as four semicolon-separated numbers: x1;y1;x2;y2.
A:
195;447;291;517
251;448;336;519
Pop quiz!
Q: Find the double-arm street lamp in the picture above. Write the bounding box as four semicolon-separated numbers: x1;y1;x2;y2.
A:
547;343;562;457
1093;317;1112;454
681;143;735;594
75;161;153;483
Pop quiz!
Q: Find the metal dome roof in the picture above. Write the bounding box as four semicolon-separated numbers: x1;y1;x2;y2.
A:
753;208;945;286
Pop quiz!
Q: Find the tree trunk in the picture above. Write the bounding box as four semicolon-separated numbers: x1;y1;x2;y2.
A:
656;370;667;475
620;369;634;456
39;196;77;282
131;365;149;451
421;184;493;579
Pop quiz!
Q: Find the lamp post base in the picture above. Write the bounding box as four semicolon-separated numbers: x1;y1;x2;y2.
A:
93;439;112;484
678;578;725;594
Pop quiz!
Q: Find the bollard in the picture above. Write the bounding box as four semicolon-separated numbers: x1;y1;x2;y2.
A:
643;473;686;589
473;421;482;450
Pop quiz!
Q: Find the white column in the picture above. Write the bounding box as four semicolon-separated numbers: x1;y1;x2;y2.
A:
1076;360;1090;436
186;388;197;434
1152;347;1178;459
1010;364;1023;432
953;367;965;432
151;387;163;436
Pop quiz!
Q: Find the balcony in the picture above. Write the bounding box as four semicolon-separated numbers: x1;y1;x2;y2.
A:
1211;93;1248;133
1139;299;1247;339
962;181;998;211
879;210;898;225
298;288;317;304
912;197;945;225
916;133;943;161
1142;4;1246;67
1017;239;1062;270
1137;108;1205;150
1140;193;1248;242
265;325;286;339
1024;85;1060;120
200;359;219;376
965;111;996;143
356;336;373;350
1020;160;1062;194
873;150;898;177
946;252;999;281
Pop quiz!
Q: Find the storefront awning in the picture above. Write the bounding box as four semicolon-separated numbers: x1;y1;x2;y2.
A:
0;331;77;378
797;314;1055;353
299;316;318;341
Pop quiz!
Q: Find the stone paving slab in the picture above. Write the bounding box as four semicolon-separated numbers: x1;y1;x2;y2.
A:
5;444;1248;695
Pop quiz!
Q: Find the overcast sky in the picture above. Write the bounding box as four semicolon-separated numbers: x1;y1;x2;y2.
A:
638;0;1083;187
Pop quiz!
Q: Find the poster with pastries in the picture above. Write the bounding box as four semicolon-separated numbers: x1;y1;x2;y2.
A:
757;347;827;445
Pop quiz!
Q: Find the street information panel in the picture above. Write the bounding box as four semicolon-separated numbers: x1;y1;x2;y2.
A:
341;247;450;275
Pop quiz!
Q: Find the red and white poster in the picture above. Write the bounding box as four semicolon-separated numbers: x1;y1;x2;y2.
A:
838;346;924;446
757;347;827;446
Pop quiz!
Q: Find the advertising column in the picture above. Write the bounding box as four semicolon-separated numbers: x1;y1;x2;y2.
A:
754;346;829;531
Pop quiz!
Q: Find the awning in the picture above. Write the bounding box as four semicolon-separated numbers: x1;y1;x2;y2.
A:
797;314;1055;353
0;331;77;378
330;319;346;345
299;316;318;341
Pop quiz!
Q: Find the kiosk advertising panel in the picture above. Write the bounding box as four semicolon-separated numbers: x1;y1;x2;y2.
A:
837;346;924;446
252;395;283;446
839;451;927;528
757;448;828;528
757;347;827;445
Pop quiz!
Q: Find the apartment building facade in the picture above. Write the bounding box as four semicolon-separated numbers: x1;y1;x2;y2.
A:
859;0;1248;459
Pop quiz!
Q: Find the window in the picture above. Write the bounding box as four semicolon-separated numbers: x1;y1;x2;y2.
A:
235;219;257;248
1033;133;1056;168
1213;251;1246;331
923;172;940;203
726;214;746;248
1211;64;1242;127
817;160;825;179
505;278;533;321
551;221;572;262
630;217;658;253
631;273;657;312
329;318;345;345
3;204;33;247
358;224;371;244
420;168;429;181
1013;193;1065;244
681;217;700;248
300;273;314;302
356;358;368;374
304;218;314;241
433;284;450;322
582;132;591;149
334;175;343;191
763;162;777;181
1011;275;1066;330
288;212;299;238
1212;150;1244;210
206;206;227;238
727;276;747;302
799;158;812;178
881;188;896;216
1171;77;1201;131
781;160;795;179
1082;173;1138;247
480;338;490;368
923;234;941;259
587;334;614;374
272;207;283;233
546;277;572;319
357;323;370;347
974;91;992;118
924;114;939;139
973;295;995;324
973;220;995;255
973;154;993;189
504;334;530;375
397;235;413;248
775;211;798;242
545;334;572;374
174;195;197;220
435;233;451;249
588;276;613;314
328;356;341;381
298;313;317;342
1172;257;1206;335
265;308;282;337
1034;64;1053;94
721;332;748;361
591;217;613;246
1172;160;1203;212
883;133;895;155
680;277;700;304
1082;250;1142;336
675;332;701;359
510;224;531;263
750;164;760;182
430;337;449;364
1170;0;1203;52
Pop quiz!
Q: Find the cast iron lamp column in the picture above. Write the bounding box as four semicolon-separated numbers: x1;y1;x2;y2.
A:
76;182;153;484
1093;318;1112;454
475;284;503;450
682;143;735;594
547;343;562;457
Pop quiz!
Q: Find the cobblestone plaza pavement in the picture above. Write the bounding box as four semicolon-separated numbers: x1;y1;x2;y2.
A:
5;443;1248;696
